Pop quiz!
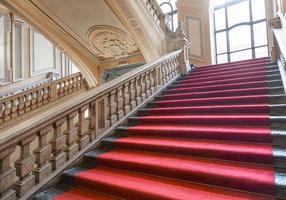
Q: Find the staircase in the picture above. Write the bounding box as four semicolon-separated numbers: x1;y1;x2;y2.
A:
35;57;286;200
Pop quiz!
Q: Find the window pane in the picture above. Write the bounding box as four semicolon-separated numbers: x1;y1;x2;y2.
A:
213;0;225;7
253;22;267;46
71;62;79;74
0;15;7;82
160;3;172;14
230;49;252;62
216;31;227;54
217;54;228;64
227;1;250;27
215;8;226;30
255;46;268;58
33;31;55;73
229;25;251;51
14;23;22;80
173;13;178;31
252;0;266;21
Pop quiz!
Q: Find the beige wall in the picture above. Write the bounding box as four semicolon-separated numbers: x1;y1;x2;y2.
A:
177;0;212;67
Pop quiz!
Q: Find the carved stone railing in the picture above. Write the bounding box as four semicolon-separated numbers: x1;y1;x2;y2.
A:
269;16;286;93
143;0;168;32
0;72;86;125
0;50;182;200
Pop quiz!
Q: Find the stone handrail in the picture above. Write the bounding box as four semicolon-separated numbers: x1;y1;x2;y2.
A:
0;72;86;125
0;50;183;200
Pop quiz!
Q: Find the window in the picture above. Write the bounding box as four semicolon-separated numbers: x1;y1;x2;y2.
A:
157;0;178;31
61;53;79;76
13;21;23;81
213;0;268;64
0;14;7;83
31;30;55;75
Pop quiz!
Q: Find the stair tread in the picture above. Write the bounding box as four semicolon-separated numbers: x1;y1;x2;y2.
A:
103;135;274;165
119;124;272;143
87;149;275;195
165;80;278;94
65;166;274;200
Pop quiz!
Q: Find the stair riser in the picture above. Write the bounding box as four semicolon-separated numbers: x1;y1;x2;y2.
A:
184;64;276;78
197;59;270;70
162;80;283;95
148;95;286;108
187;62;274;76
99;139;274;165
156;88;284;101
170;74;281;89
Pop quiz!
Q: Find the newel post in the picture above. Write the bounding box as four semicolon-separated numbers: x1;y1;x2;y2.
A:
177;23;191;75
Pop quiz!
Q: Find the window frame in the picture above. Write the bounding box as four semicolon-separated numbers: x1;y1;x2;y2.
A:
158;0;178;32
30;29;56;77
12;19;24;82
0;12;9;84
213;0;269;63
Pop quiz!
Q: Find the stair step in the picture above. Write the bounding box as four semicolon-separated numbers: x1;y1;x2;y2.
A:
185;65;277;79
175;71;280;86
192;60;272;73
129;114;271;126
164;80;283;94
139;104;286;116
149;95;286;108
156;87;283;101
101;136;274;165
62;166;274;200
116;124;272;143
85;149;276;196
198;57;270;69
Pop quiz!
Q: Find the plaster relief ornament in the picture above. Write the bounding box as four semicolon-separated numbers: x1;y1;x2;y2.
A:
88;26;139;60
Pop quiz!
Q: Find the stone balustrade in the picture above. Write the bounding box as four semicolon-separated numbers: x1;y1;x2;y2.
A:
0;50;183;200
143;0;167;31
0;72;86;125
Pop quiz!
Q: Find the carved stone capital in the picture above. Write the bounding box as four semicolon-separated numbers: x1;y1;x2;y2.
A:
269;17;282;29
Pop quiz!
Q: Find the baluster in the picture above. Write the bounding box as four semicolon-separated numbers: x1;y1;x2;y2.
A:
36;88;43;107
129;79;137;109
150;69;156;94
88;101;96;141
162;63;167;85
107;90;117;126
43;87;49;104
68;79;73;94
123;82;131;114
155;65;162;89
116;85;124;120
50;118;66;170
141;74;147;101
31;91;37;110
0;104;3;124
14;135;36;197
76;105;90;150
3;101;11;121
145;71;151;97
135;77;142;105
33;125;52;183
18;96;25;115
95;95;109;131
0;145;17;200
64;111;79;159
72;77;78;92
25;93;32;112
11;98;19;119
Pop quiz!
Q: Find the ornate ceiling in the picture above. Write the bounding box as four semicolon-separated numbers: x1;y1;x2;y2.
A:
36;0;141;61
88;26;139;60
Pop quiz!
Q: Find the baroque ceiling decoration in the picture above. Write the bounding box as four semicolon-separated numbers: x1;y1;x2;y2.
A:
88;26;140;60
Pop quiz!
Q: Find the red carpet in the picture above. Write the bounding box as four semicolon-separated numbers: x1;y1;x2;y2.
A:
37;57;282;200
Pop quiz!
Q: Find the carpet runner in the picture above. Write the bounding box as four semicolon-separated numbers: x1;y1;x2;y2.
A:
35;57;286;200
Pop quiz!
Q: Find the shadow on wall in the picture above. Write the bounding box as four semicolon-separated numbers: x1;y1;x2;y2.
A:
102;62;146;83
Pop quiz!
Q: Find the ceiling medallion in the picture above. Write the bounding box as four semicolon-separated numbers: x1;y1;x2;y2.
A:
88;26;139;60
